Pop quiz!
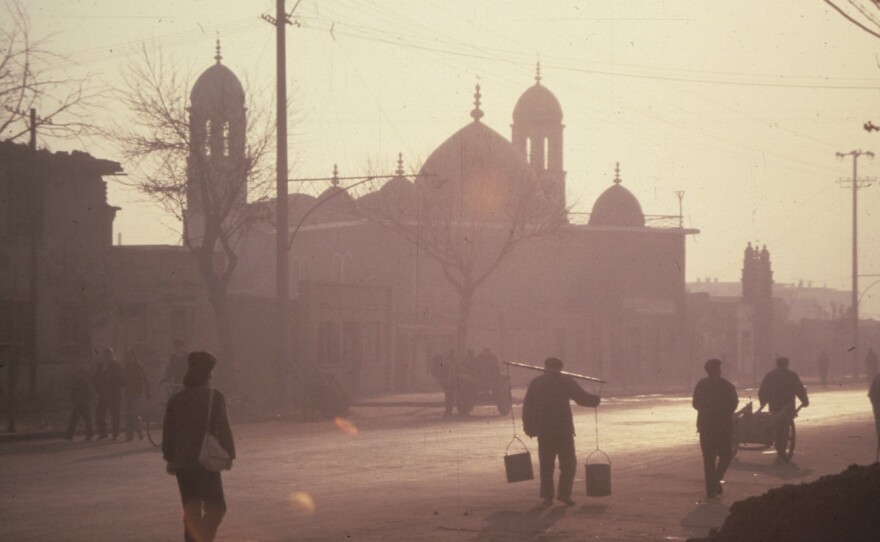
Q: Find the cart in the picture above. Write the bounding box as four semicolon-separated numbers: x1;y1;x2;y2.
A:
455;371;512;416
731;401;801;461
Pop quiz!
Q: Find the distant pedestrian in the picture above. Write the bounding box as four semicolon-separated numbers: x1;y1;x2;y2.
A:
869;373;880;461
759;357;809;462
817;351;830;388
692;358;738;499
63;363;94;441
95;348;123;440
522;357;601;506
163;339;188;387
866;348;879;384
163;351;235;542
431;349;457;417
123;350;151;441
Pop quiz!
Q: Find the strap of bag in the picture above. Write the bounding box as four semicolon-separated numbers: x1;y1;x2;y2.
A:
505;436;528;456
507;363;517;438
205;388;214;437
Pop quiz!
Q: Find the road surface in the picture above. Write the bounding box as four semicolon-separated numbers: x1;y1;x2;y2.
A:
0;385;875;541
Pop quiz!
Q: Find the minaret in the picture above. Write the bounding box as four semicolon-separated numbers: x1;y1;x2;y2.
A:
512;63;566;211
185;39;247;244
742;242;774;384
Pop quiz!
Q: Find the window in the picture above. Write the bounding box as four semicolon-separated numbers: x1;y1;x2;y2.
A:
222;122;230;157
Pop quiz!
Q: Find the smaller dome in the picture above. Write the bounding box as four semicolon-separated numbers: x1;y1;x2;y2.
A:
513;82;563;124
190;62;245;114
588;166;645;227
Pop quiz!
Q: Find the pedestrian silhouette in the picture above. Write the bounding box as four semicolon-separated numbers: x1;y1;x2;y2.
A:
692;358;738;499
94;348;123;440
63;362;94;441
162;351;235;542
817;351;830;388
759;357;809;462
123;350;151;441
522;357;600;506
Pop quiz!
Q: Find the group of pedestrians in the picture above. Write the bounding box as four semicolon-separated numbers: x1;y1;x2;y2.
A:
64;347;152;442
430;346;501;417
692;356;809;499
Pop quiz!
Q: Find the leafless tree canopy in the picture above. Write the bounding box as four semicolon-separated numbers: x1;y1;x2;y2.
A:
824;0;880;40
0;0;95;142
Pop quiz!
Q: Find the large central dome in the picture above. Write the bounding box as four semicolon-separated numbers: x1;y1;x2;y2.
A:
190;61;244;115
418;102;534;222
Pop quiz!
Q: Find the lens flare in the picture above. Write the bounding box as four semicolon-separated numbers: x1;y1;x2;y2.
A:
333;417;358;435
289;491;315;515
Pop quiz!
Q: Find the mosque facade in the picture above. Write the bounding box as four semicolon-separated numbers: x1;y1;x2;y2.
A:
216;59;700;395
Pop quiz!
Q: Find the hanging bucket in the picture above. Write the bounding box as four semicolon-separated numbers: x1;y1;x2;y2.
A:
585;449;611;497
504;437;534;483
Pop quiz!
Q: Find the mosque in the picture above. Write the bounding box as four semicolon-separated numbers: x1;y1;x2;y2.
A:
182;49;700;398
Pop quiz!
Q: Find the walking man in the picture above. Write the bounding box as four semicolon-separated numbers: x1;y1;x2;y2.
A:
869;372;880;461
95;348;123;440
817;350;830;389
123;350;151;441
759;356;809;462
63;362;94;441
522;357;601;506
692;358;738;499
163;351;235;542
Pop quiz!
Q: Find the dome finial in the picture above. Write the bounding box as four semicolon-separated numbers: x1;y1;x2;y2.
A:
331;164;339;186
395;152;405;176
471;83;484;122
214;35;222;64
614;162;622;184
535;61;542;84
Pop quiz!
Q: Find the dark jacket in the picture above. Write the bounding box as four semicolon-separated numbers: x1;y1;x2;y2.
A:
869;374;880;411
94;361;123;401
123;360;151;398
522;372;600;438
69;369;95;405
692;376;738;433
162;386;235;469
759;367;808;413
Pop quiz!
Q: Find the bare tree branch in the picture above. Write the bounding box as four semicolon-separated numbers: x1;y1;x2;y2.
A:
1;1;99;143
824;0;880;40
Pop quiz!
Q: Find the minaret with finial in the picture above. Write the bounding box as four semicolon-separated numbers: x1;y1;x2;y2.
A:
511;61;566;214
184;40;247;244
613;162;622;184
395;152;405;177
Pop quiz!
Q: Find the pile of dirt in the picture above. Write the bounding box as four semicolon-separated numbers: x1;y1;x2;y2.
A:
688;463;880;542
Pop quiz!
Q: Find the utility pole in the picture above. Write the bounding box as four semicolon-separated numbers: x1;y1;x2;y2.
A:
263;0;296;410
836;150;875;381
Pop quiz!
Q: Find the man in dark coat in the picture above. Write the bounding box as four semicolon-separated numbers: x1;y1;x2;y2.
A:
522;357;601;506
163;351;235;542
94;348;123;440
692;358;738;499
64;363;95;441
759;356;809;461
123;350;151;441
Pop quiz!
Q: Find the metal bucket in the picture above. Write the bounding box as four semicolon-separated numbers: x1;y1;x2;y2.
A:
585;449;611;497
504;437;534;483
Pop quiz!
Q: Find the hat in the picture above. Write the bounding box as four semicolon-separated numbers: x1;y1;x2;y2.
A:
704;358;721;372
544;357;564;372
188;351;217;371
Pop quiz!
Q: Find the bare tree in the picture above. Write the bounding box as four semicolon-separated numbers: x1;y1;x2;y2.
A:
361;154;569;365
823;0;880;40
1;0;95;142
113;46;274;383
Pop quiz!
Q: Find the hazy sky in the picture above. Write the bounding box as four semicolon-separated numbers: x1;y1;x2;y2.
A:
19;1;880;313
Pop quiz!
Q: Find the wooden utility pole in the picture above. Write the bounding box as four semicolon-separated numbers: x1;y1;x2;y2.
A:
836;150;875;380
263;1;295;409
28;108;39;402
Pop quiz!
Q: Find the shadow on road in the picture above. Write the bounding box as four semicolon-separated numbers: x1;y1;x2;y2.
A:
729;458;813;481
680;500;729;538
473;504;567;541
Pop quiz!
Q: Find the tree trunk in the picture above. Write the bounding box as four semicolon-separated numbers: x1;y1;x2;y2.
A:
456;287;474;361
207;286;237;393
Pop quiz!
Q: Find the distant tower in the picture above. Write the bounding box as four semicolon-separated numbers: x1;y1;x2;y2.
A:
511;63;566;212
742;242;774;383
185;40;247;244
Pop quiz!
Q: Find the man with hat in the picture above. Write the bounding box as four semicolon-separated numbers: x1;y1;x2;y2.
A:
522;357;601;506
692;358;739;499
759;356;809;462
162;351;235;542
